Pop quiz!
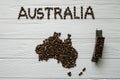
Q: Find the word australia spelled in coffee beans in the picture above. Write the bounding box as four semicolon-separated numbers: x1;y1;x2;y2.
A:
35;32;78;68
18;6;95;20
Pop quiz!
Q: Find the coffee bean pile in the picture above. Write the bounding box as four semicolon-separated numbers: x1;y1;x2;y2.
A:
35;32;78;68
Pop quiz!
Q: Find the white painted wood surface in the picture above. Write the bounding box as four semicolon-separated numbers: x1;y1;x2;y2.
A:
0;0;120;79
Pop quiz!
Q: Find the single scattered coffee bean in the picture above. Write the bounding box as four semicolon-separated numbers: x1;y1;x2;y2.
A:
82;67;86;72
79;72;83;76
67;72;72;77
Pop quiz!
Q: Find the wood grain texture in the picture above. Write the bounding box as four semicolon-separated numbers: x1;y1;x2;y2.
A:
0;19;120;38
0;0;120;79
0;59;120;79
0;39;119;59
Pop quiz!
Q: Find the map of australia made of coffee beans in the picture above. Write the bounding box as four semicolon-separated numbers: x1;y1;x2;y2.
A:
35;32;78;68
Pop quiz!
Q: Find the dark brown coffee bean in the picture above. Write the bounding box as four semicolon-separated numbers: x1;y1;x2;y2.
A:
67;72;72;77
79;72;83;76
82;67;86;72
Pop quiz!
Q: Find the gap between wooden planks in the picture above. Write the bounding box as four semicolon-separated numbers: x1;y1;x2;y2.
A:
0;59;120;79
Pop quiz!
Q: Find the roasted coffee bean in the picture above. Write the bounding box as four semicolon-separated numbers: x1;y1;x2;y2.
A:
67;72;72;77
79;72;83;76
82;67;86;72
35;32;78;68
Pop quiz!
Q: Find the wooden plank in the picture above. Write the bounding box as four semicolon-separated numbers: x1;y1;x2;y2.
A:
0;0;120;19
0;39;119;59
0;19;120;38
0;59;120;79
0;79;118;80
1;77;119;80
1;79;118;80
1;0;120;5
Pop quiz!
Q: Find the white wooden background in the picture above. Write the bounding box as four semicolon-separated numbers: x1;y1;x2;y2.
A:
0;0;120;80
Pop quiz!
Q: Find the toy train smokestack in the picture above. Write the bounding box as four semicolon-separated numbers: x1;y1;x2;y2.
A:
92;30;105;62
